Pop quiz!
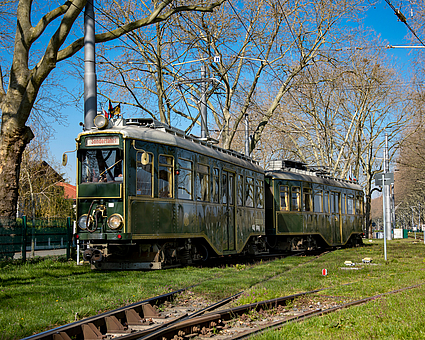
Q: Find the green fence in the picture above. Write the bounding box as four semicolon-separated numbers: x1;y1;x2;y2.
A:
0;216;73;261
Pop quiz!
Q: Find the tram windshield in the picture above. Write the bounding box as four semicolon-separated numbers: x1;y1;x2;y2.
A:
80;149;123;183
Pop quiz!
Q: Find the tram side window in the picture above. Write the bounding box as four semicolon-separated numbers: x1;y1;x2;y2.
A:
177;158;192;200
356;197;363;215
222;172;227;204
229;174;234;206
158;155;173;198
245;177;254;207
341;194;346;214
323;191;329;213
196;164;210;201
291;187;300;211
256;179;264;209
347;195;354;214
303;187;313;212
314;190;323;212
280;186;289;211
237;175;244;206
136;152;153;196
331;192;340;213
213;168;219;203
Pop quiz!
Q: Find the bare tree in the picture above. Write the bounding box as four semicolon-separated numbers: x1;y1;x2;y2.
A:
395;85;425;214
93;0;369;150
0;0;225;219
18;128;74;219
255;38;409;237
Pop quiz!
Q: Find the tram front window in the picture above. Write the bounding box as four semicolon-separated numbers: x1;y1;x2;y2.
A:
81;149;123;183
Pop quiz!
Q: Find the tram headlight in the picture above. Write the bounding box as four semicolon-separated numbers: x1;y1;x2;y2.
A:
94;114;109;129
108;214;123;230
78;214;92;230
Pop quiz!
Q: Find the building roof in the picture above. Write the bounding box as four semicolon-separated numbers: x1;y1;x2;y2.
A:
56;182;76;200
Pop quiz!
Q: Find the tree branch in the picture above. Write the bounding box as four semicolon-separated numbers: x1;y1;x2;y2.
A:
30;1;75;43
57;0;225;62
0;66;5;102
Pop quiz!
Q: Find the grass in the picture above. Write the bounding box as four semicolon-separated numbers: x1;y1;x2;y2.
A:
250;238;425;339
1;238;425;339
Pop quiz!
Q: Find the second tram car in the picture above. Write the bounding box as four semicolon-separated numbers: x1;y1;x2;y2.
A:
75;115;363;269
265;160;363;251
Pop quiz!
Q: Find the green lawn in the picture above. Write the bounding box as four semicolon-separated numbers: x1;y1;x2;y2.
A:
1;238;424;339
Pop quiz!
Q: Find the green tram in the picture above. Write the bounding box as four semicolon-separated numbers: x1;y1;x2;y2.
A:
76;118;266;269
265;160;364;251
75;117;363;270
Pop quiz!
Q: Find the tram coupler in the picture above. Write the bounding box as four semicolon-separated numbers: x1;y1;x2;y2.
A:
83;248;103;263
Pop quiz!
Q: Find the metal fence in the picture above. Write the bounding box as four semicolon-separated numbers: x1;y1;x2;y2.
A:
0;216;73;261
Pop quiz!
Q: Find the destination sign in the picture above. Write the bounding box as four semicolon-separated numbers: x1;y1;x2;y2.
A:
85;136;119;146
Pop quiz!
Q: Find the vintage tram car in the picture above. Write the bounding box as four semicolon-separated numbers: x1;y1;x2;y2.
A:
76;116;363;269
265;160;363;251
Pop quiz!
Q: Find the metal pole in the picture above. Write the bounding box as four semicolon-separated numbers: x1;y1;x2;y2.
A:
76;239;80;264
382;172;387;260
418;203;421;235
66;217;71;259
384;134;392;240
245;114;249;156
84;0;97;130
412;206;416;239
391;184;396;230
22;216;27;262
200;64;207;139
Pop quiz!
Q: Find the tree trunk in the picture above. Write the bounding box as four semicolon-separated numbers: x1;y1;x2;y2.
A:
0;126;34;219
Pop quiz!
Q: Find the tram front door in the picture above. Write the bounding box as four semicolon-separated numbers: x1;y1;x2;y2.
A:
222;171;236;251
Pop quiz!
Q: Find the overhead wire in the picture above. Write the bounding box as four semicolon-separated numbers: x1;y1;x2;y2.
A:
383;0;425;47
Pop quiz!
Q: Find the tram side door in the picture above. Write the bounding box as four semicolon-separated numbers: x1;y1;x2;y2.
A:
331;192;342;244
222;171;236;251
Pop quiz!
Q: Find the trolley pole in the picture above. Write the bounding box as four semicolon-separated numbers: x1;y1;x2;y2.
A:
245;114;249;156
174;62;215;139
200;64;207;139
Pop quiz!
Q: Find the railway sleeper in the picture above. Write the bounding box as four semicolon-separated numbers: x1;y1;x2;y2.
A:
52;332;72;340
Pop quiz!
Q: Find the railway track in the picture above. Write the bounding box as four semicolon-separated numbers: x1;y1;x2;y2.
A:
22;250;333;340
23;281;425;340
20;287;192;340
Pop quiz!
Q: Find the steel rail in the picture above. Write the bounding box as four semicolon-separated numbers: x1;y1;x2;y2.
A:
22;289;242;340
21;287;189;340
136;289;326;340
230;283;425;340
135;282;425;340
113;291;244;340
21;251;332;340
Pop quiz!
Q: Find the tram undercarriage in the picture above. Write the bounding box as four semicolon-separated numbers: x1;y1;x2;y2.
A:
82;235;269;270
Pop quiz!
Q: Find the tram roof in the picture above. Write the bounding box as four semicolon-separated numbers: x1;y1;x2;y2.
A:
265;170;363;191
77;118;264;173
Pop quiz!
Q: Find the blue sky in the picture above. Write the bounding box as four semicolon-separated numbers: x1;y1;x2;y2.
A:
48;0;421;185
364;1;419;69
